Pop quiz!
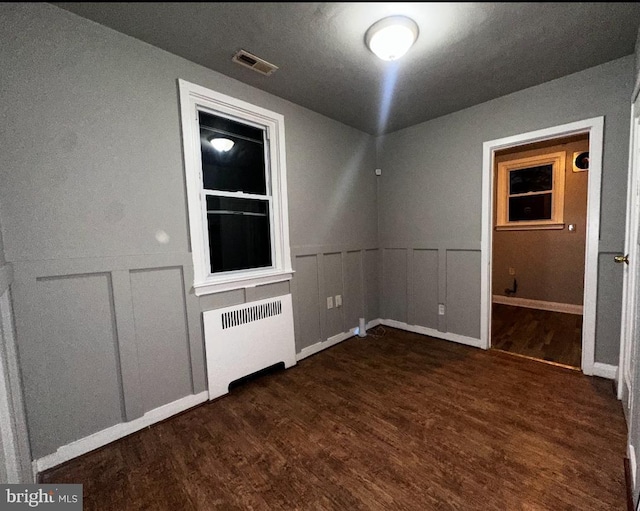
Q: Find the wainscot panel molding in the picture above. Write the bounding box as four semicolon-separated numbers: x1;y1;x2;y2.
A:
291;246;379;357
10;253;206;460
380;245;482;341
34;391;208;474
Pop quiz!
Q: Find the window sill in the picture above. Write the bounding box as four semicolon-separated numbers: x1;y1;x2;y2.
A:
495;222;565;231
193;269;294;296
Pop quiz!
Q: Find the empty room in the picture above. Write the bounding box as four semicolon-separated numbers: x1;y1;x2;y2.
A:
2;3;640;510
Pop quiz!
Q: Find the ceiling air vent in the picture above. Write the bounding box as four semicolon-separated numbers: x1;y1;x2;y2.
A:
232;50;278;76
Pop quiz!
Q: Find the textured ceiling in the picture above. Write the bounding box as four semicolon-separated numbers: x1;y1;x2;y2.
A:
53;2;640;135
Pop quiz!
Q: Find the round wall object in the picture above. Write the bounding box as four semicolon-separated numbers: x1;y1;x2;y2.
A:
573;151;589;172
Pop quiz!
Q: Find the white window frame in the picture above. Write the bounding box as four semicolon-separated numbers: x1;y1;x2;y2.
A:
178;79;292;296
495;151;566;230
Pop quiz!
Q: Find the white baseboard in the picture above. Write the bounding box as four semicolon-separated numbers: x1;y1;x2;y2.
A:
295;319;384;362
492;295;583;315
34;391;208;475
366;319;381;330
296;330;354;361
592;362;618;380
380;319;484;349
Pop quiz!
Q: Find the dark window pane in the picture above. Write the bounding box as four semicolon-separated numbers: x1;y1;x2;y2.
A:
206;196;272;273
508;193;552;221
199;111;266;195
509;165;553;195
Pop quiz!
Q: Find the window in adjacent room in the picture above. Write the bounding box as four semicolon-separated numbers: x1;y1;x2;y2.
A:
178;80;292;295
495;151;566;230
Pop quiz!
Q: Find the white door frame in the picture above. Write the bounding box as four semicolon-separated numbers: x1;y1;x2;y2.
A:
480;117;604;375
618;97;640;401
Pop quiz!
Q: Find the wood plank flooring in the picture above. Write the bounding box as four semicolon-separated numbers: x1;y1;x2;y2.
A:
41;327;626;510
492;303;583;368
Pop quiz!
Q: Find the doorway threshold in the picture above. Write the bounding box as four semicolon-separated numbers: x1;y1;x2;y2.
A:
492;348;581;372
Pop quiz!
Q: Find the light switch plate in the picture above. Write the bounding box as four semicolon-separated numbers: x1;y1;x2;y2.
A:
335;295;342;307
327;296;333;309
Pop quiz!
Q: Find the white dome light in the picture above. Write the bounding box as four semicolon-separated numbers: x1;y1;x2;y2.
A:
366;16;419;61
210;137;235;152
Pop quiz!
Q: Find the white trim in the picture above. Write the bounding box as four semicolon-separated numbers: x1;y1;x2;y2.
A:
492;295;583;315
592;362;618;380
619;98;640;400
295;319;383;361
34;391;208;474
380;319;484;349
495;151;566;230
177;79;292;296
194;270;293;296
296;330;354;361
481;117;604;377
366;319;381;330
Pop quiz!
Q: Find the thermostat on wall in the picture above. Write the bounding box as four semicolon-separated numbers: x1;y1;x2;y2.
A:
572;151;589;172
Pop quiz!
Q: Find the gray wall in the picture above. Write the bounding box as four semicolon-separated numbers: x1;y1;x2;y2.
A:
0;3;378;459
0;2;634;463
492;136;589;305
0;218;5;266
634;25;640;100
377;55;634;363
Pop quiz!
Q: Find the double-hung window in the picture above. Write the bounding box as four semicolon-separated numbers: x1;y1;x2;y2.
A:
495;151;566;230
178;80;292;295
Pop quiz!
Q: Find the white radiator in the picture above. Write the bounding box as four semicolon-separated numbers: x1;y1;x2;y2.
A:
203;294;297;400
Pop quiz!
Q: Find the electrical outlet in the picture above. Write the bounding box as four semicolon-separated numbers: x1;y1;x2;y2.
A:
327;296;333;309
438;304;445;315
508;267;516;276
335;295;342;307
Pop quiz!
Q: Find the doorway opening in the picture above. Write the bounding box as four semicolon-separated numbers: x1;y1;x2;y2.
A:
490;134;588;368
480;117;604;376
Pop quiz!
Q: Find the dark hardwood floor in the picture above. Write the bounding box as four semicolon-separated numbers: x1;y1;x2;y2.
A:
492;303;583;368
42;327;626;510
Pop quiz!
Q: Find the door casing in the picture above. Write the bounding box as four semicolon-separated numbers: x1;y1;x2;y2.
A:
480;117;604;375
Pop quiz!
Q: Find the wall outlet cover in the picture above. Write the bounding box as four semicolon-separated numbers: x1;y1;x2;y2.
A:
335;295;342;307
438;304;445;315
508;267;516;276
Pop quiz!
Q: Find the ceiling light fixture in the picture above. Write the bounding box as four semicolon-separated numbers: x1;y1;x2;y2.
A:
365;15;419;61
209;137;235;152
